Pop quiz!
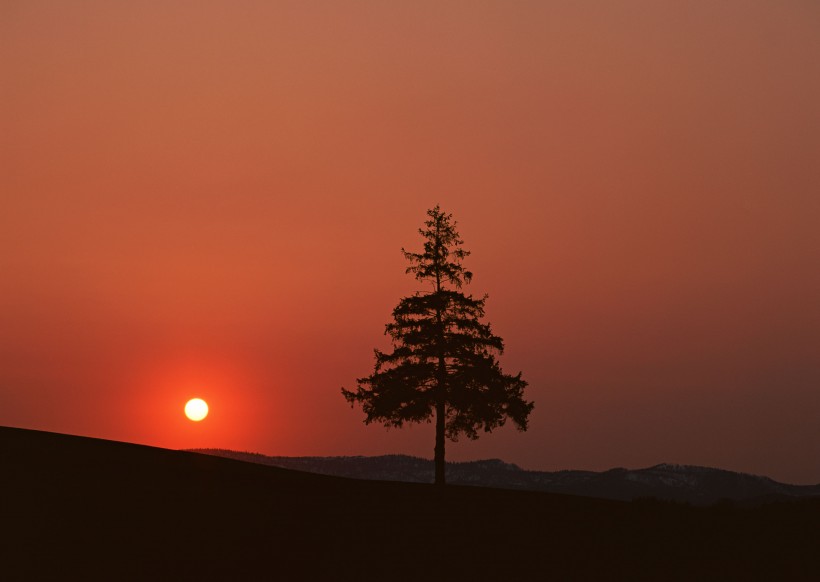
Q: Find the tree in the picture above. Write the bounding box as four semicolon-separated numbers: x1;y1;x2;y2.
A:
342;206;533;486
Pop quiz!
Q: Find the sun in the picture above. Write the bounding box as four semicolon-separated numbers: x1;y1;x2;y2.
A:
184;398;209;422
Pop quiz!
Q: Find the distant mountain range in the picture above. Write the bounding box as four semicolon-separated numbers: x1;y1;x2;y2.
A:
190;450;820;505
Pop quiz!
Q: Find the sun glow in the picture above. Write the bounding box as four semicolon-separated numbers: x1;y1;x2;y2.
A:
184;398;209;421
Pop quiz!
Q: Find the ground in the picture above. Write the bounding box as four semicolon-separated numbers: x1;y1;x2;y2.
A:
2;426;818;580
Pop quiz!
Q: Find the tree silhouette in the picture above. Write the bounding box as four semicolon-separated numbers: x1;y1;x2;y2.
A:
343;206;533;486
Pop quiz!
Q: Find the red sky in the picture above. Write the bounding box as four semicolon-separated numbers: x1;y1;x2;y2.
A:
2;1;819;483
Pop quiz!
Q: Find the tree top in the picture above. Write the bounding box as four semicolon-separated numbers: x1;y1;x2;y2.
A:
401;205;473;290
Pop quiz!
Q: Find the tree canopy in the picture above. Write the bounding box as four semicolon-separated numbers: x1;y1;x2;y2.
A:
342;206;533;485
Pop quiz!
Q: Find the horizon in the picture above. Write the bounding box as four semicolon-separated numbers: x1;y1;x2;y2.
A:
2;1;819;484
3;421;818;488
7;422;818;487
185;445;815;485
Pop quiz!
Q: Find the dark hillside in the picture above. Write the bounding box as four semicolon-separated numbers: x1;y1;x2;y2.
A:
2;426;819;580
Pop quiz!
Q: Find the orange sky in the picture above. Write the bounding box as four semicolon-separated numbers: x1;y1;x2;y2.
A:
2;1;819;483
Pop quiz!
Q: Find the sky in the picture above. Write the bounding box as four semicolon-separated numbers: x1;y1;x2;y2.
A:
2;1;819;483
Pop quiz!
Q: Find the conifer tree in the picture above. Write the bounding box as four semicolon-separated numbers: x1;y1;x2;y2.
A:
342;206;533;485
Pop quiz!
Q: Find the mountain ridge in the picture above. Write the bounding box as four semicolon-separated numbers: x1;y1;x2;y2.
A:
190;449;820;505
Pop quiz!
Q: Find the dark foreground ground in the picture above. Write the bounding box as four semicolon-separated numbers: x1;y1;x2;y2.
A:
2;426;819;581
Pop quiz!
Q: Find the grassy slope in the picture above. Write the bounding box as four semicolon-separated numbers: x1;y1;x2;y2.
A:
1;426;818;581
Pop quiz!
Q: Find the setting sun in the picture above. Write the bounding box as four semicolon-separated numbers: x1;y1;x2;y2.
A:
184;398;209;422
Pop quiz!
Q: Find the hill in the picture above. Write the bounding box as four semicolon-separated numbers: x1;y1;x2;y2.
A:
192;450;820;505
2;426;820;580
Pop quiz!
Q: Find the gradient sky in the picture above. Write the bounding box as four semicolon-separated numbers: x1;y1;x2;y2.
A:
2;1;819;483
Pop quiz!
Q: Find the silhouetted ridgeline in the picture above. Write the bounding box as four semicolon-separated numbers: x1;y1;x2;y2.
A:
4;426;820;580
191;449;820;505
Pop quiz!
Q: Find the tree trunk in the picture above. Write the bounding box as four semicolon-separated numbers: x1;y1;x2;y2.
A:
433;220;446;486
434;396;446;486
